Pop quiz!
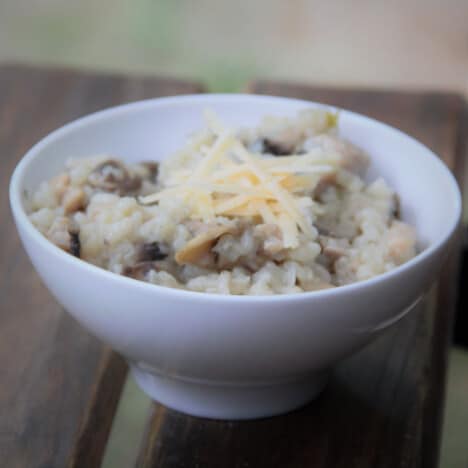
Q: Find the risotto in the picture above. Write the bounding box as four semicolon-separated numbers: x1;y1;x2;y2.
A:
27;109;417;295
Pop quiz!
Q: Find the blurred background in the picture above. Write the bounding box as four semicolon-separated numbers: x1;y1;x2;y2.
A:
0;0;466;94
1;1;466;467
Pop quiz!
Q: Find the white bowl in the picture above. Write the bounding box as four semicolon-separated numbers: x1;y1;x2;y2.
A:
10;94;461;419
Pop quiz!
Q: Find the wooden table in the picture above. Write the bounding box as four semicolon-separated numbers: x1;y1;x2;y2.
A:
0;64;466;468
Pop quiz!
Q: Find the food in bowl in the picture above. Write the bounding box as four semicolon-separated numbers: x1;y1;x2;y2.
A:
12;94;460;419
27;109;416;295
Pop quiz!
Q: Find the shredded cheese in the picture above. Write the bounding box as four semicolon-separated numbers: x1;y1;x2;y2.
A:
139;111;339;247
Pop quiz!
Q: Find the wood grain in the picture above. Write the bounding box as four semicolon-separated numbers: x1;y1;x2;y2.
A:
0;64;203;468
136;82;465;468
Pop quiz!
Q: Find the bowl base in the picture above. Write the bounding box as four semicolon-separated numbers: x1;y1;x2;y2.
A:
130;364;328;420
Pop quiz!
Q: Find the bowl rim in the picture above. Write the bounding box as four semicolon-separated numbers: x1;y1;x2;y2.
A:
9;93;462;303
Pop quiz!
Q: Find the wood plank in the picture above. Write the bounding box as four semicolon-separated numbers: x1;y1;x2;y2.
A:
454;104;468;346
136;82;464;468
0;64;203;468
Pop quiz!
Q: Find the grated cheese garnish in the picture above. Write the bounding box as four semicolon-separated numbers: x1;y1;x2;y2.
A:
139;111;339;247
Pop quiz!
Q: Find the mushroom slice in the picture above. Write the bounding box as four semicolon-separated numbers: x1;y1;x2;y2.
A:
262;138;296;156
137;242;168;262
139;162;159;182
313;172;338;199
88;159;142;195
175;225;232;265
46;217;80;257
69;231;81;258
123;261;157;281
391;193;400;219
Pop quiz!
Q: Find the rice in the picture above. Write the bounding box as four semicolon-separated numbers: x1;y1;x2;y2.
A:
27;109;417;295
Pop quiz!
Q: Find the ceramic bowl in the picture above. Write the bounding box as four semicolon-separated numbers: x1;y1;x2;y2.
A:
10;94;461;419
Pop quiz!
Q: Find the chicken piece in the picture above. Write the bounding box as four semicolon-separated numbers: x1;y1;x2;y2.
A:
314;134;370;176
254;223;284;255
62;187;86;214
50;173;70;200
386;221;416;264
318;236;349;261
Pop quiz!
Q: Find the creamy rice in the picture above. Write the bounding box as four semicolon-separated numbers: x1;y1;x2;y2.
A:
27;109;417;295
